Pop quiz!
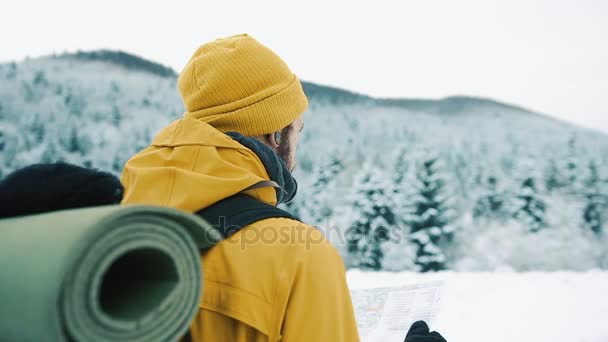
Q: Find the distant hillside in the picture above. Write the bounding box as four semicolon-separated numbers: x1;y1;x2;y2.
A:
301;81;536;115
56;50;177;78
301;81;373;105
375;95;534;115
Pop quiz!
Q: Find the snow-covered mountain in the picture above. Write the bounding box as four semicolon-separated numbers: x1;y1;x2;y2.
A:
1;51;607;272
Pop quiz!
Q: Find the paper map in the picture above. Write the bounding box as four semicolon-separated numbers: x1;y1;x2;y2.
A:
350;281;443;341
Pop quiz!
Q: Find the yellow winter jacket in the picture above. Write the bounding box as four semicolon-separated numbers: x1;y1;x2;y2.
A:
121;118;360;341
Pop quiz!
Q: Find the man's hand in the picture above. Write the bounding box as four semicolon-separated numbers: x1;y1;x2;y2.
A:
404;321;446;342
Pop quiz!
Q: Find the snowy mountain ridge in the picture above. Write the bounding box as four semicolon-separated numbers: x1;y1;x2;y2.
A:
45;50;546;118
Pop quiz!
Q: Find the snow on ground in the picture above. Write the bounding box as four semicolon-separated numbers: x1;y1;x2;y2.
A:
347;270;608;342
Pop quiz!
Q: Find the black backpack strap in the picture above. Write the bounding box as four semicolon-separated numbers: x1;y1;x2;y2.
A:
195;193;299;239
184;194;299;341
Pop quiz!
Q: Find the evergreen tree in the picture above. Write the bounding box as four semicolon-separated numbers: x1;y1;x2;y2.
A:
304;152;344;227
473;175;508;221
346;165;398;270
359;239;384;270
512;177;547;232
544;159;567;192
111;105;122;127
583;160;606;234
58;123;92;156
22;82;36;103
583;194;605;234
112;154;125;173
313;152;344;189
64;90;85;117
404;155;454;272
585;160;601;188
33;71;48;87
544;139;582;194
6;62;17;79
68;126;80;153
510;157;548;232
392;146;411;225
41;141;61;164
29;119;45;144
393;146;409;185
563;137;582;193
59;125;82;154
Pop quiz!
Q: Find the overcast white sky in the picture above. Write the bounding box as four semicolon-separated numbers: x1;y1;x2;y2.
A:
2;0;607;132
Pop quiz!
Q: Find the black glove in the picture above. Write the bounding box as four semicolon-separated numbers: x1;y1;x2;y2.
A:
404;321;446;342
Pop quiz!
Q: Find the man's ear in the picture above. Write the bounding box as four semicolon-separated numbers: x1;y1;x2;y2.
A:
267;131;280;149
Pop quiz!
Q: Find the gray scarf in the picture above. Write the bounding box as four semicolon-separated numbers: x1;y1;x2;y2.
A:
226;132;298;204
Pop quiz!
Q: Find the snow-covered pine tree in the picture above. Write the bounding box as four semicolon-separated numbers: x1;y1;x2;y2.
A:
544;159;567;192
583;160;606;234
359;239;384;270
111;105;122;127
5;62;17;80
313;152;344;189
510;157;548;232
564;136;582;193
473;175;508;221
303;152;345;227
512;177;547;232
404;154;455;272
586;160;601;188
346;165;398;270
393;146;409;186
391;146;411;223
544;138;582;194
583;191;604;235
66;125;81;154
40;141;60;164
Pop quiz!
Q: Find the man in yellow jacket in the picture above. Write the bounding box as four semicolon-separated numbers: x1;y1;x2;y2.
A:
121;34;360;341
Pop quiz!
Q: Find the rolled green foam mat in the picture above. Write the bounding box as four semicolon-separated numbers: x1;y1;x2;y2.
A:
0;205;221;342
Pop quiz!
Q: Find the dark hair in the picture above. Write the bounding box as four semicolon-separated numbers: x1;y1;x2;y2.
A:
0;162;123;219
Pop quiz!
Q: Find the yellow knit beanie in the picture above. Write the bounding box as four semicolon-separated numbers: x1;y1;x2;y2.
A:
178;34;308;136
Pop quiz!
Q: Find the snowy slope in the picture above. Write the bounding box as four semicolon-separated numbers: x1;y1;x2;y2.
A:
1;51;608;272
348;270;608;342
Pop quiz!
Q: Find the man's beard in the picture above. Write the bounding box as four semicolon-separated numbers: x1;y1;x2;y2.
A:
278;146;296;172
